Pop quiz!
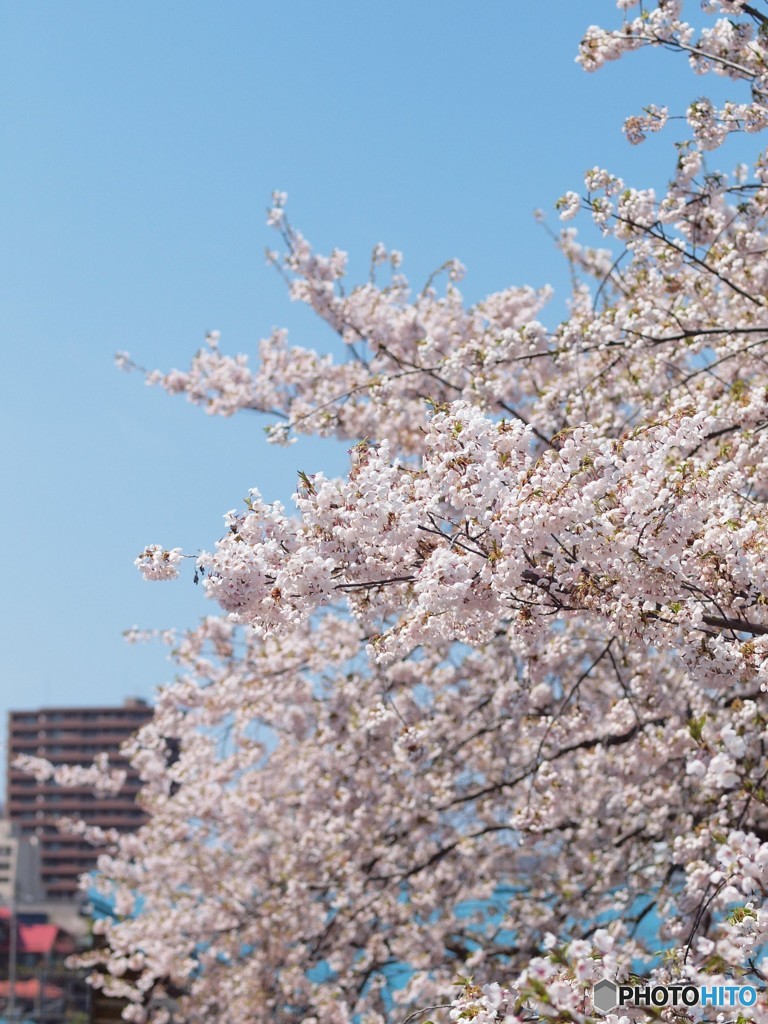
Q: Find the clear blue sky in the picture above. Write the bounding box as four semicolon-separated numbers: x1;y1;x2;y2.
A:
0;2;748;753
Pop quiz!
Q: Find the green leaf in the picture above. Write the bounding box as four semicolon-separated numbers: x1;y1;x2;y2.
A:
688;714;707;743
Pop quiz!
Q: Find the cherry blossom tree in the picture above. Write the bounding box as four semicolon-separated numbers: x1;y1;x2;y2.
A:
34;1;768;1021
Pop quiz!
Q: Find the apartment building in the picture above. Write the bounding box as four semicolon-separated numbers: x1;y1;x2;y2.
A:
6;700;153;900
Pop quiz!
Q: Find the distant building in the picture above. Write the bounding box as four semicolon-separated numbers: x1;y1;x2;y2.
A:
6;700;153;901
0;820;44;904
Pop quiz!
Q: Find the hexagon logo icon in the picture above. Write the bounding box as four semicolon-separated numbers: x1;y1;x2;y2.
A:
593;979;618;1012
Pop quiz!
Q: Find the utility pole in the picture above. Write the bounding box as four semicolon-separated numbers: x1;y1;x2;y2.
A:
0;833;19;1024
7;894;16;1024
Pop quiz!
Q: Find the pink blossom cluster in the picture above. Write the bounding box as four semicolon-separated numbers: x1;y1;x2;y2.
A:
579;0;768;153
135;546;184;582
13;752;127;795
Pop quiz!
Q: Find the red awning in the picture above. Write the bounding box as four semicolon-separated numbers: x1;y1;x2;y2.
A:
18;924;59;955
0;979;64;1000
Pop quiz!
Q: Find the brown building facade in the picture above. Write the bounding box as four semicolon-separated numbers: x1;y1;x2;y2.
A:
6;700;153;900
